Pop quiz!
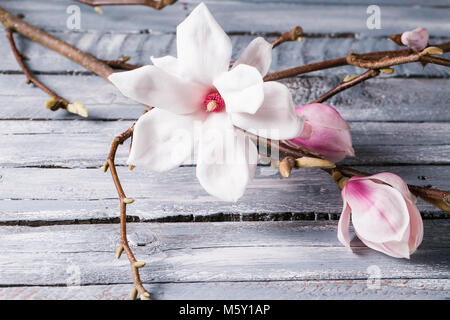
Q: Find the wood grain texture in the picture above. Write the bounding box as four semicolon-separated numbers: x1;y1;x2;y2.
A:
1;74;449;121
1;120;449;168
0;221;447;294
0;279;448;300
0;166;448;224
0;0;448;300
1;31;449;77
1;0;449;36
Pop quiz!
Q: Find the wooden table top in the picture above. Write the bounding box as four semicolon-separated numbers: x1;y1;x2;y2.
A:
0;0;448;299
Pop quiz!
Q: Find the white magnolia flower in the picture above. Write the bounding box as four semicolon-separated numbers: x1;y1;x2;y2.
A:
109;2;304;201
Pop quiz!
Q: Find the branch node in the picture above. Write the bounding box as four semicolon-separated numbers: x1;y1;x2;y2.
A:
115;245;124;259
420;46;443;56
278;156;295;178
140;293;151;300
295;157;335;169
134;261;146;268
123;198;135;204
131;287;138;300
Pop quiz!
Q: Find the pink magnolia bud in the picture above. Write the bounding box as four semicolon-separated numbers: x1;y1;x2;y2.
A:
290;103;354;162
401;28;428;51
338;173;424;259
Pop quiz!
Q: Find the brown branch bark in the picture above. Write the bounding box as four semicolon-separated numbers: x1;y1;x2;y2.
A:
76;0;177;9
105;124;151;300
420;55;450;67
102;59;140;70
312;69;380;103
271;26;303;48
0;6;114;80
264;42;450;81
346;51;420;69
6;29;69;111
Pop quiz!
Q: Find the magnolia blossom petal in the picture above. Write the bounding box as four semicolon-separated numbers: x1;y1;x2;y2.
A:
214;64;264;114
128;109;204;172
176;2;232;85
337;202;352;249
233;37;273;76
109;66;208;114
196;113;258;202
407;199;424;254
230;81;304;140
357;231;411;259
291;104;354;162
150;55;181;77
401;28;428;51
295;103;350;130
344;178;410;243
364;172;417;204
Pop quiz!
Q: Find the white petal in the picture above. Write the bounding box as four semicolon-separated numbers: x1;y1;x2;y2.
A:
150;55;181;77
357;231;411;259
345;178;410;243
406;199;423;254
128;109;204;172
367;172;417;204
213;64;264;114
337;202;352;249
176;2;232;86
196;113;258;202
109;66;208;115
230;81;304;139
233;37;273;76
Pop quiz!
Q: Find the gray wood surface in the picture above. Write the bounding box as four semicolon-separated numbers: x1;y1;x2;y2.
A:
1;31;449;77
0;0;448;300
1;120;449;168
1;279;449;300
1;75;450;121
0;221;448;299
3;0;450;36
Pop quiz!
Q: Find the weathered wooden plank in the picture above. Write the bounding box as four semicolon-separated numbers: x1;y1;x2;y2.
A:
1;31;449;77
2;0;449;36
0;166;448;224
0;221;448;287
1;120;449;168
1;74;449;122
0;278;448;300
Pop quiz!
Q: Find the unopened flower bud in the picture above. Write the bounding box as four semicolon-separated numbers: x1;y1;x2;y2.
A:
290;103;354;162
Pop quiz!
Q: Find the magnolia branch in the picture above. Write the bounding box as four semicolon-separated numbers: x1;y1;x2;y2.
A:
1;4;449;204
271;26;303;48
76;0;177;10
263;43;450;82
6;29;69;112
1;4;449;297
312;69;380;103
105;124;151;300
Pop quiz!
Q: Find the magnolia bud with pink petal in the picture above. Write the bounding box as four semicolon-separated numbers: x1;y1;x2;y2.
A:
338;173;424;259
290;103;354;162
401;28;429;51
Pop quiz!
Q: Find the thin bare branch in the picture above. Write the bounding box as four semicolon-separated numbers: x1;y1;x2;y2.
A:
0;6;114;79
312;69;380;103
264;42;450;81
271;26;303;48
105;125;151;300
6;29;69;112
76;0;177;10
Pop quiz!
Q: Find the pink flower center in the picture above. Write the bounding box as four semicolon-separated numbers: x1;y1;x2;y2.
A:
203;92;225;113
